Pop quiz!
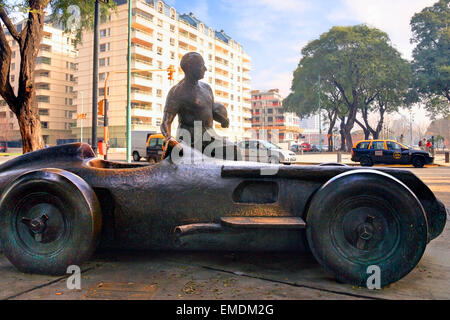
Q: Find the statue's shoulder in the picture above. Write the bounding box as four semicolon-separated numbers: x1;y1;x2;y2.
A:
199;81;213;93
168;80;185;97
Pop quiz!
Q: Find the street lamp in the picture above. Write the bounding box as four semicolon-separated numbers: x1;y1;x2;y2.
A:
91;0;110;154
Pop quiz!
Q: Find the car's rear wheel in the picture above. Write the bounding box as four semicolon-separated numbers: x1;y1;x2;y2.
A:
306;170;427;287
269;156;279;164
133;151;141;162
412;156;425;168
360;156;373;167
0;169;102;275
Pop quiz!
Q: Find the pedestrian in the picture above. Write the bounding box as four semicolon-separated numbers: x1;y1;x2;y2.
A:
418;139;423;149
426;140;432;152
400;134;404;144
422;138;427;150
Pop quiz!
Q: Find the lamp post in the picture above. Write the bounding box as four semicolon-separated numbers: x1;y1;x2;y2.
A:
80;91;84;143
318;74;322;151
126;0;132;163
91;0;100;154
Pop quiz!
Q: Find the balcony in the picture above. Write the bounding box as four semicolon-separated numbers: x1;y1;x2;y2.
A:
132;29;153;47
132;74;153;88
242;72;251;81
132;43;153;57
131;108;152;117
131;90;153;103
242;62;251;72
132;58;153;71
132;11;154;33
215;58;229;69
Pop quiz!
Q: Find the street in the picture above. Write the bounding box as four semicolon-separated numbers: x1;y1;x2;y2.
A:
0;162;448;300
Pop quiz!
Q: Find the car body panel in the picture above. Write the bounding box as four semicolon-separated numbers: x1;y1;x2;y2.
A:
351;139;434;165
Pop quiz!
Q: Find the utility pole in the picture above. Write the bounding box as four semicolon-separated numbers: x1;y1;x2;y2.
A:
318;74;322;151
91;0;100;154
409;110;413;146
80;91;84;143
126;0;132;163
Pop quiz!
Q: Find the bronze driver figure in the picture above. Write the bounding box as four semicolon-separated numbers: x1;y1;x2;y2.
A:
161;52;239;160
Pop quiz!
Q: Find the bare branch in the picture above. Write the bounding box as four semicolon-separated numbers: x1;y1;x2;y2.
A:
0;25;18;112
0;7;21;42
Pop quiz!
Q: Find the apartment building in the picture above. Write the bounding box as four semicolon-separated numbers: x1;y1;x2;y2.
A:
74;0;252;147
250;89;302;143
0;18;78;145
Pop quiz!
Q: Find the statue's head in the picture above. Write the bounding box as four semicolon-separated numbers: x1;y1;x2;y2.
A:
180;52;207;81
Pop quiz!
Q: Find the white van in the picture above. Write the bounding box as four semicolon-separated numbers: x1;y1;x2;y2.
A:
131;131;156;161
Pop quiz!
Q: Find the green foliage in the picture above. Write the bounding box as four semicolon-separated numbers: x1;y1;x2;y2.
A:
411;0;450;116
49;0;116;45
284;24;411;128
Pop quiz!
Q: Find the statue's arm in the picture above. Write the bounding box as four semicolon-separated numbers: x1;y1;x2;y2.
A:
161;112;176;141
161;87;179;141
213;102;229;128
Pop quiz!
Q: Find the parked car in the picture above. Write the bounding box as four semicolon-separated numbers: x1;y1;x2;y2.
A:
131;131;156;162
351;139;434;168
0;142;7;153
146;133;165;164
0;142;445;287
237;140;297;164
300;142;311;152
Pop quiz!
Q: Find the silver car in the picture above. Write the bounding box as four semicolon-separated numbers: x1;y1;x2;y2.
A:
237;139;297;164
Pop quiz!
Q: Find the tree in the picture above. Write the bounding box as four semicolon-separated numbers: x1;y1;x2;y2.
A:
0;0;114;153
410;0;450;117
284;25;406;151
355;44;412;139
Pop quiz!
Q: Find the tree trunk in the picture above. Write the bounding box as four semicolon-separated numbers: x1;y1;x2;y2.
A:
339;117;346;151
0;3;46;154
17;101;44;153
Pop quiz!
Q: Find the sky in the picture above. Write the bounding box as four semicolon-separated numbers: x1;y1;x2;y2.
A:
167;0;436;97
167;0;437;124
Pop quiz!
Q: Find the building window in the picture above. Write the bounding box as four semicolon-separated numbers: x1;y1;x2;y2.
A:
170;24;175;33
158;1;163;13
157;33;163;41
39;109;49;116
157;19;163;27
37;83;50;90
170;51;175;59
100;29;107;38
156;89;162;97
157;47;162;55
41;121;48;129
10;75;14;82
170;8;176;19
99;73;106;81
37;95;50;103
170;38;175;46
100;43;106;52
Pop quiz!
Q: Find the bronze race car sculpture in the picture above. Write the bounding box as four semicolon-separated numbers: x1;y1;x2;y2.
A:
0;141;446;287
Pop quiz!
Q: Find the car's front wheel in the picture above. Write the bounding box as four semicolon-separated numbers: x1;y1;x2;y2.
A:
306;170;427;287
412;156;425;168
133;151;141;162
0;169;102;275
